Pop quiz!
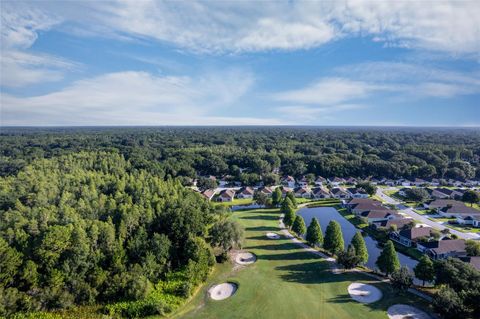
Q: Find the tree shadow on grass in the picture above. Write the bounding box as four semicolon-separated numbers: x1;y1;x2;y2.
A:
247;242;302;251
274;260;344;284
240;214;279;221
245;226;279;232
258;251;322;261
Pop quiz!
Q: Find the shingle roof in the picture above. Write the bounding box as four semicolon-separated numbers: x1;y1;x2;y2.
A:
422;239;466;255
398;227;432;240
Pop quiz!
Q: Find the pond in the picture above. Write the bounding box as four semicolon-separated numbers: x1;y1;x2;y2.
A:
297;206;418;271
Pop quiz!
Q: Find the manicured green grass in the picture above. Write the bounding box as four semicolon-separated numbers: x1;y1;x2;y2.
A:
213;198;253;207
170;208;432;319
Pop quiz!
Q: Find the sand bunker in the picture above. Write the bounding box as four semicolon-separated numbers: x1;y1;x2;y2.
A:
387;304;431;319
208;283;238;301
266;232;281;239
235;252;256;265
347;283;382;303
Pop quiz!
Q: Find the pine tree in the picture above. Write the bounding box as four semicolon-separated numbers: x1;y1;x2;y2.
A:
306;217;323;247
323;220;344;256
272;187;282;206
281;197;296;227
292;215;307;236
414;255;435;286
337;244;361;269
286;191;297;208
376;240;400;276
351;231;368;264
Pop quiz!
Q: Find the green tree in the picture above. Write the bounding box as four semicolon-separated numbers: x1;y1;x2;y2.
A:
405;188;429;202
286;191;297;208
390;266;413;293
376;240;400;276
292;215;307;236
0;238;22;288
351;231;368;264
337;244;361;269
433;286;467;319
253;191;268;206
356;182;377;196
272;188;282;206
210;220;243;253
306;218;323;247
462;190;480;207
324;220;344;256
466;240;480;256
414;255;435;286
281;198;296;227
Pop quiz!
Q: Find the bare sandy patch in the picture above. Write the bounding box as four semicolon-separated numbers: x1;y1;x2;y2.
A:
347;282;382;303
266;232;280;239
387;304;431;319
208;283;237;301
235;252;256;265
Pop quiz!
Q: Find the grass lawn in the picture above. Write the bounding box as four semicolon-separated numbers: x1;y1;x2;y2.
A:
213;198;253;207
169;208;432;319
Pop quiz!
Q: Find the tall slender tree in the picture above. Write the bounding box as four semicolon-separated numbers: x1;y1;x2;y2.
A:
281;197;296;227
323;220;344;256
286;191;297;208
292;215;307;236
272;187;282;206
376;240;400;276
351;231;368;264
414;255;435;286
306;218;323;247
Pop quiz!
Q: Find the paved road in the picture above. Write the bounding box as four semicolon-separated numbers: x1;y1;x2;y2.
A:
376;188;480;240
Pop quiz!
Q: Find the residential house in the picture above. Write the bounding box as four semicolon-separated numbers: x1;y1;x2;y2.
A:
384;179;396;186
236;187;254;199
439;204;480;218
258;186;273;197
347;187;369;198
397;179;412;186
201;189;216;201
447;179;463;187
315;176;327;186
428;178;441;186
294;187;312;198
298;176;309;187
390;226;433;247
328;177;345;187
281;176;296;188
465;179;480;187
459;256;480;271
217;189;236;202
360;210;401;223
418;239;466;260
423;199;464;211
430;188;463;199
311;187;331;199
372;218;412;230
330;187;350;199
218;175;231;187
370;178;383;185
281;187;293;198
345;177;357;185
412;178;427;186
348;199;387;215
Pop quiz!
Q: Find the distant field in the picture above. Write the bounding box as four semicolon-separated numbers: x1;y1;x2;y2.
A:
170;208;432;319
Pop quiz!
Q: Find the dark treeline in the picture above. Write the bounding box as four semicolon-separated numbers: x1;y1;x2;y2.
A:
0;152;216;317
1;127;479;182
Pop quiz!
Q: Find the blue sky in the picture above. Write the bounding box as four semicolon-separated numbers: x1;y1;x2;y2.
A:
1;1;479;126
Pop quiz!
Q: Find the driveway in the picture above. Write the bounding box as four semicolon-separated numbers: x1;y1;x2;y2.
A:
376;188;480;240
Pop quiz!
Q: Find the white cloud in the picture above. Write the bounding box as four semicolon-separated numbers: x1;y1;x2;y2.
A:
0;69;268;125
273;78;380;105
19;0;479;55
277;104;366;122
0;2;78;88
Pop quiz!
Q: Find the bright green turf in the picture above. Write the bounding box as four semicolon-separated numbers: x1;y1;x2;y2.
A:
169;208;432;319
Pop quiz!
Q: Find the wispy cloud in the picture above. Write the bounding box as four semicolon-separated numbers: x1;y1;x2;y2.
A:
1;69;264;125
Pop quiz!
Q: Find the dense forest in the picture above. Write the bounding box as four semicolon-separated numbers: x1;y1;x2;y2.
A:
0;152;217;317
1;127;480;317
1;127;479;183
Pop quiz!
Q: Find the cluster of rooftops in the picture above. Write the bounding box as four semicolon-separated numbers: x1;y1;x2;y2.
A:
345;198;479;270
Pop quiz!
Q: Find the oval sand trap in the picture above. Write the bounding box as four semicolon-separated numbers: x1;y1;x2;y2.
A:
266;232;280;239
387;304;431;319
235;252;256;265
208;283;237;300
348;283;382;303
